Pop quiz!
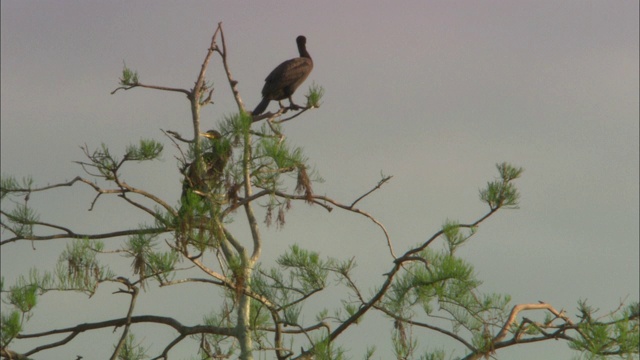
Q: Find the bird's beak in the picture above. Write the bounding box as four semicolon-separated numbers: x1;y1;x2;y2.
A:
200;132;218;139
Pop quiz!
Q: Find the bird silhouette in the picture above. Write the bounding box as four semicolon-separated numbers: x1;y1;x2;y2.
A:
253;35;313;115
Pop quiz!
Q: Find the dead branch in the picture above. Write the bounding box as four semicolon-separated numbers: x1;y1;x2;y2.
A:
163;129;193;144
111;83;191;97
493;302;565;343
215;22;246;113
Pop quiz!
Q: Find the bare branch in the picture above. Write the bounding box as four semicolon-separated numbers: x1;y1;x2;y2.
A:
274;105;314;124
297;192;395;258
151;333;188;360
0;226;168;246
327;262;400;344
111;83;191;97
251;104;314;124
20;331;81;358
194;23;221;105
110;278;139;360
163;129;193;144
2;176;103;195
215;22;246;113
350;175;392;208
493;302;565;343
400;207;500;261
15;315;235;358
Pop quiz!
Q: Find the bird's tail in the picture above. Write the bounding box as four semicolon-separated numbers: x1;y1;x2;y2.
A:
252;98;270;116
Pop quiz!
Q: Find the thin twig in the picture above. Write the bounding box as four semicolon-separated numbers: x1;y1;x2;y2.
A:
163;129;193;144
111;83;191;97
274;105;313;124
350;175;393;208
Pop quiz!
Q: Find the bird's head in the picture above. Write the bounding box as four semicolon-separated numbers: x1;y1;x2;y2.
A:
200;130;222;140
199;129;232;159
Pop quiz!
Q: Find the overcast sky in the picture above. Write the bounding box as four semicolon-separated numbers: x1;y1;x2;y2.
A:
1;2;638;359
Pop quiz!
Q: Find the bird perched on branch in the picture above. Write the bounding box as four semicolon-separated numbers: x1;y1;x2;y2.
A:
181;130;232;203
252;35;314;116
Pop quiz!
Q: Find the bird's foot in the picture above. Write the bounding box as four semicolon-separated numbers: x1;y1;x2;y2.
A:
288;102;303;111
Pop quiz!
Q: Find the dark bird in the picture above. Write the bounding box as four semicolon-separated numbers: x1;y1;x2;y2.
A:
253;35;313;116
181;130;232;203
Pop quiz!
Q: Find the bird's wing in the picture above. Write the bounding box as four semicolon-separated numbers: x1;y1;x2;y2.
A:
263;58;313;88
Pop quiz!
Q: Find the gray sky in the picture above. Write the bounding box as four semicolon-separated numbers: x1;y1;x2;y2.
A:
1;1;638;359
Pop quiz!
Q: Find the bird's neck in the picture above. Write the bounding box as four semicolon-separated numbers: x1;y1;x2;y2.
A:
298;47;311;59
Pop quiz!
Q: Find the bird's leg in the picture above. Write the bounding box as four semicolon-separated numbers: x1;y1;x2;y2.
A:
288;97;302;111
